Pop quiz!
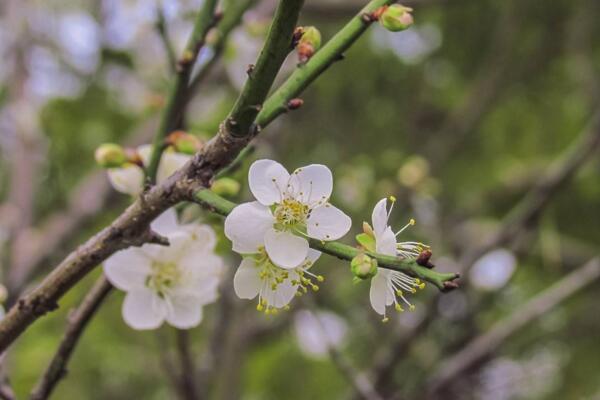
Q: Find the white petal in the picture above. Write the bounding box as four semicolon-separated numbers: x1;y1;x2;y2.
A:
233;258;261;299
376;227;397;256
306;204;352;241
184;224;217;251
179;252;224;283
157;152;191;183
122;289;167;330
371;198;389;237
248;159;290;205
151;208;180;236
103;248;151;291
107;165;144;196
289;164;333;205
263;276;298;308
224;201;273;254
137;144;152;167
165;294;204;329
306;249;322;265
369;271;390;316
264;229;308;269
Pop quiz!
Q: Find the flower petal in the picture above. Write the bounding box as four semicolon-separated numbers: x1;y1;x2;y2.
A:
107;165;144;196
306;204;352;241
289;164;333;205
233;258;261;299
157;152;191;184
306;249;322;265
137;144;152;166
264;229;309;269
104;248;151;291
151;208;180;236
184;224;218;251
371;198;389;237
376;227;397;256
122;289;167;330
248;159;290;205
165;294;204;329
369;270;390;316
263;276;298;308
224;201;273;254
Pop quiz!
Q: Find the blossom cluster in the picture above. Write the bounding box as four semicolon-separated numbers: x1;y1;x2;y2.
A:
101;155;431;329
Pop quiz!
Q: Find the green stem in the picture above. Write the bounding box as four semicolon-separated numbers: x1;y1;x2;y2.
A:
226;0;304;137
147;0;219;183
193;190;459;290
256;0;394;128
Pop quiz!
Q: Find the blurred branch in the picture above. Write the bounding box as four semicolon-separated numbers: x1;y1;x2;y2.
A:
426;258;600;396
461;110;600;271
30;276;113;400
174;330;200;400
193;189;460;289
147;0;221;182
0;0;396;354
185;0;258;110
362;108;600;398
155;1;178;73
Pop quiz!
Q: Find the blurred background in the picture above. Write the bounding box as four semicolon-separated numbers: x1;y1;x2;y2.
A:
0;0;599;399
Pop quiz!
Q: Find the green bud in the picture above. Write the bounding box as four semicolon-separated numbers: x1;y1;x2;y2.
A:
168;131;203;155
351;253;378;280
300;26;321;50
0;284;7;303
297;26;322;63
356;232;376;253
379;4;414;32
95;143;127;168
211;177;241;197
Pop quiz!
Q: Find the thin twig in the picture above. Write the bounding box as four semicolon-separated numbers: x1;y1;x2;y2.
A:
30;276;113;400
426;258;600;395
155;0;178;74
174;330;200;400
147;0;220;182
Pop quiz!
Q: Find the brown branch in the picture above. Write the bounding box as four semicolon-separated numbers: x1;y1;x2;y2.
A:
426;258;600;395
30;276;113;400
174;330;200;400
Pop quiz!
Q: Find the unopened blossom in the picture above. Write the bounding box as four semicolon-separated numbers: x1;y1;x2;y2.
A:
233;247;322;313
107;144;191;196
224;159;351;269
363;197;429;322
104;209;223;330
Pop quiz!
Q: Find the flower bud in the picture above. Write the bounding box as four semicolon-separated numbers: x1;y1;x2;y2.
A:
351;253;378;280
167;131;203;155
297;26;321;64
95;143;127;168
211;177;241;197
0;284;7;303
379;4;414;32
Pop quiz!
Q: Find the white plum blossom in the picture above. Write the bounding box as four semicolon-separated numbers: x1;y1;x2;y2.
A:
224;159;351;269
293;310;348;359
104;208;223;330
365;197;429;322
233;247;323;313
107;144;191;196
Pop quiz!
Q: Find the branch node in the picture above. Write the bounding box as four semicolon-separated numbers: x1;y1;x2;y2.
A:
286;98;304;110
246;64;255;76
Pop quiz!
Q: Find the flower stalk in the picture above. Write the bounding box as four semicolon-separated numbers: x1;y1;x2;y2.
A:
193;189;460;290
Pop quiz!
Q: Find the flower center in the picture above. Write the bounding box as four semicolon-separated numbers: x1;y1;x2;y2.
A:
253;248;324;314
146;261;181;298
273;198;309;229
